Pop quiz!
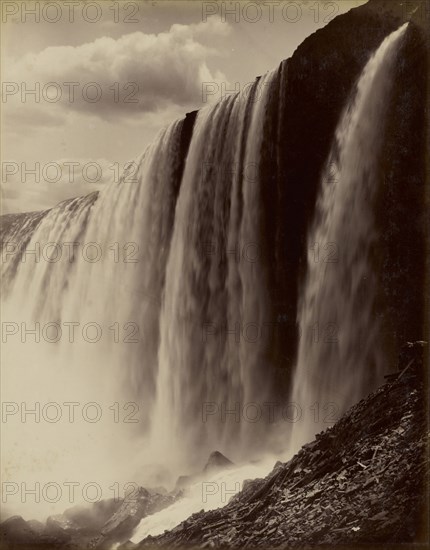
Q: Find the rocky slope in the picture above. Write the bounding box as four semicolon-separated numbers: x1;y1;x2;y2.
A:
136;342;428;549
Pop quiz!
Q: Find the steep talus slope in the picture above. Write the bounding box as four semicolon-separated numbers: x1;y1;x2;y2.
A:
137;342;428;549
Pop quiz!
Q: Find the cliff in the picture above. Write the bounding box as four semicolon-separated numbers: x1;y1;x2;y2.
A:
259;0;429;387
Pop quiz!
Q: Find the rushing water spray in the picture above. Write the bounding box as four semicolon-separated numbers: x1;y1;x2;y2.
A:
290;23;408;447
0;22;409;529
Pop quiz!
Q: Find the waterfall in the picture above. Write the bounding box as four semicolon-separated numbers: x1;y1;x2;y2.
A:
1;120;190;518
290;23;408;447
1;67;288;517
149;70;281;472
2;120;187;405
0;20;412;524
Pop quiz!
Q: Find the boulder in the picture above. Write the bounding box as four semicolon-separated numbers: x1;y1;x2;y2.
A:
90;487;177;549
203;451;234;474
0;516;38;548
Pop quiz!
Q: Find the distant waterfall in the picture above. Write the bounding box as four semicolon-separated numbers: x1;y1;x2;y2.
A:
0;120;190;518
290;23;408;446
1;209;51;292
2;121;186;409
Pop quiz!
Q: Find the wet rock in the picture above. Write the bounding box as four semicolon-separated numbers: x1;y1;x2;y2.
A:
63;498;121;531
0;516;40;548
27;520;45;536
90;487;177;549
203;452;234;474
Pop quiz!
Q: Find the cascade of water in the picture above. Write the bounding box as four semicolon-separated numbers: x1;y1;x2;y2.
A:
289;23;408;448
1;121;187;518
150;70;281;473
1;66;284;513
1;22;409;523
1;209;51;291
132;26;409;535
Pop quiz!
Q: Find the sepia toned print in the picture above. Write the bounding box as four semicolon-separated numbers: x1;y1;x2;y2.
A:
1;1;428;549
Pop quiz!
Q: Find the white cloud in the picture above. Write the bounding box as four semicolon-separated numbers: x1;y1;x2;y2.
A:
2;17;230;124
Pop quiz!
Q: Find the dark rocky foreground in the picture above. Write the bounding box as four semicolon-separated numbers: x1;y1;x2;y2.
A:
0;451;234;549
135;342;429;549
0;489;178;550
1;342;427;549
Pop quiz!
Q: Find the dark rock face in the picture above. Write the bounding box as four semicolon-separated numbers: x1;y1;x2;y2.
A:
33;498;123;549
26;520;46;537
374;16;429;371
259;0;429;392
0;514;73;549
60;498;121;533
174;110;198;198
0;516;43;548
0;495;121;549
137;342;428;548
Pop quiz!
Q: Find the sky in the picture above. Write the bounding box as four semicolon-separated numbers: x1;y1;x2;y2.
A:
1;0;367;213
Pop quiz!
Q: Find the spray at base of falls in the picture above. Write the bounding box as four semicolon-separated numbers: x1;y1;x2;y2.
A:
0;122;189;519
131;457;276;543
